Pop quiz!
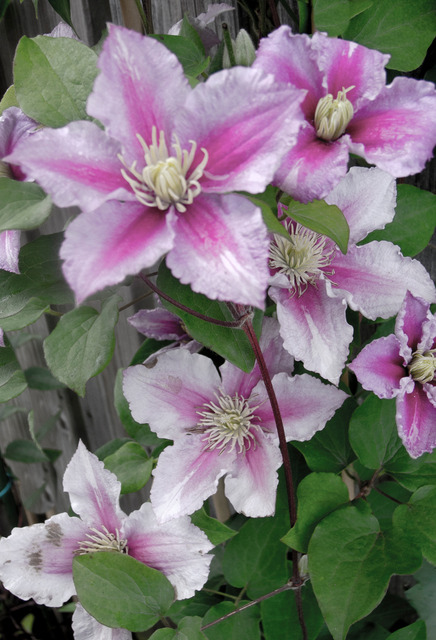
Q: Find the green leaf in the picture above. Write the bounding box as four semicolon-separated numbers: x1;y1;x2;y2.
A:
202;601;261;640
366;481;411;530
282;472;349;553
157;261;263;373
150;617;207;640
386;620;426;639
244;194;290;241
73;552;175;632
394;485;436;565
292;397;357;473
0;342;27;402
362;185;436;257
0;86;19;114
151;35;209;78
4;439;49;463
103;442;153;494
261;583;324;640
384;447;436;491
309;502;420;640
24;366;66;390
129;337;172;366
44;295;120;396
190;508;237;546
313;0;351;35
344;0;436;71
0;404;27;421
14;35;98;127
349;395;402;469
406;562;436;637
0;179;52;232
285;199;349;254
47;0;73;28
0;233;73;332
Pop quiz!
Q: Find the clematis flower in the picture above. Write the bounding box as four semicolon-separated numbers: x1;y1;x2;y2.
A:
0;107;37;275
7;24;305;307
123;318;347;522
253;26;436;203
268;167;436;385
349;292;436;458
0;442;213;618
72;603;131;640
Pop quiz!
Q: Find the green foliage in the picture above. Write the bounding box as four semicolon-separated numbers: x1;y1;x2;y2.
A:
14;35;98;127
283;198;350;254
202;601;261;640
73;552;175;631
406;563;436;637
190;508;237;546
44;295;120;396
387;620;427;639
0;341;27;402
24;366;65;390
394;485;436;565
4;439;60;463
47;0;73;28
0;179;52;232
157;261;263;372
149;616;207;639
103;441;153;494
261;584;324;640
151;33;209;79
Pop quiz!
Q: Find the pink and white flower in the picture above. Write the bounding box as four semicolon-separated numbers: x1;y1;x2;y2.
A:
123;318;347;521
349;292;436;458
0;441;213;613
7;24;305;307
253;26;436;203
268;167;436;385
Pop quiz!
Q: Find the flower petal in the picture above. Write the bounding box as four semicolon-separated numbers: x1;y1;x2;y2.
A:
60;201;175;304
166;194;269;308
128;307;186;340
6;121;130;212
0;230;20;273
273;125;350;203
224;431;282;517
0;107;37;180
63;441;125;533
72;603;132;640
175;65;305;194
87;25;190;159
331;241;436;320
270;283;352;385
397;384;436;458
124;502;213;599
123;349;221;440
325;167;396;245
395;291;431;359
348;77;436;177
0;512;87;606
150;437;229;522
348;335;405;399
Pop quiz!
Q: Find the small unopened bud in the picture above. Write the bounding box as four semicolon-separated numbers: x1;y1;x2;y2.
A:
223;29;256;68
298;554;309;580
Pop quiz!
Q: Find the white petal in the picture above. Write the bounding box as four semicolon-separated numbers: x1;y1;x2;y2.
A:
72;603;132;640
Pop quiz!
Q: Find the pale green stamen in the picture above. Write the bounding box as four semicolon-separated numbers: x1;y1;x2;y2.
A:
409;349;436;384
314;86;355;141
74;526;128;555
118;126;208;213
269;222;335;296
195;393;262;455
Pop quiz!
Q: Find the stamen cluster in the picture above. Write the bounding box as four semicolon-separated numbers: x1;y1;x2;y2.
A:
74;526;128;555
314;87;354;141
409;349;436;384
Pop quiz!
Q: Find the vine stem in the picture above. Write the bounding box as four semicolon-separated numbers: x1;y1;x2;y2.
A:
228;304;308;639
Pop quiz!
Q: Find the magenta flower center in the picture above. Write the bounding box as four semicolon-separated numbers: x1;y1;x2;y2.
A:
314;87;354;141
74;525;128;555
269;222;335;295
408;349;436;384
118;126;209;213
195;392;262;454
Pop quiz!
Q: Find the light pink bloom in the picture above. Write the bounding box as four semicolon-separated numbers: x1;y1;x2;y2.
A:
8;24;305;307
253;26;436;203
0;441;213;612
349;292;436;458
123;318;347;521
72;603;131;640
268;167;436;385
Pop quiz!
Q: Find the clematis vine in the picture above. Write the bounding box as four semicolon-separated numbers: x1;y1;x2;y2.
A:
0;441;213;631
7;24;305;308
268;167;436;385
123;318;347;522
349;292;436;458
253;26;436;202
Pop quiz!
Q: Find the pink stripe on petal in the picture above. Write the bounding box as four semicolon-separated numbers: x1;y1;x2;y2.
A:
397;385;436;458
60;201;174;303
167;194;269;308
273;126;350;203
87;25;190;159
349;335;405;399
396;291;430;356
63;442;125;533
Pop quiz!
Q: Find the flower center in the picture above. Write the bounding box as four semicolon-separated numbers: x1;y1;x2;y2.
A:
74;526;128;555
269;221;335;295
119;126;208;213
0;160;12;179
195;392;262;454
314;86;354;141
408;349;436;384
